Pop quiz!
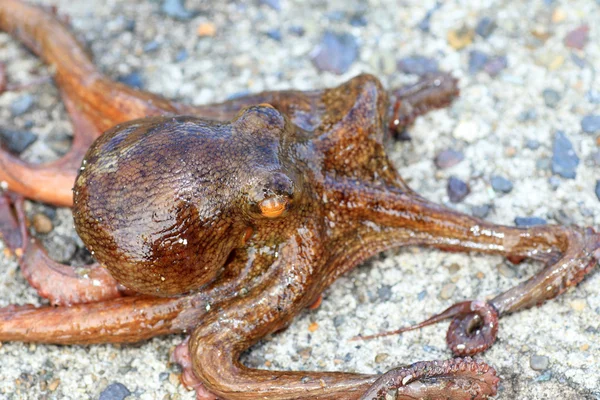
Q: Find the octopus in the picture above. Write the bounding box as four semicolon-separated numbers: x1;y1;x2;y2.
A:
0;1;599;399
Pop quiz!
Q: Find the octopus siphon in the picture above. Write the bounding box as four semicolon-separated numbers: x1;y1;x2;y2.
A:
0;1;599;399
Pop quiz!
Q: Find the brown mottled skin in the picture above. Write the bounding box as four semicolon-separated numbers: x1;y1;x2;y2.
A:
0;1;599;399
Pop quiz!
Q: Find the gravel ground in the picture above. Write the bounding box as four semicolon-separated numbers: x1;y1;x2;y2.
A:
1;0;599;399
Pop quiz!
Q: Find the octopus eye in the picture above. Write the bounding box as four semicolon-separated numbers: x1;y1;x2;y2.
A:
258;196;289;218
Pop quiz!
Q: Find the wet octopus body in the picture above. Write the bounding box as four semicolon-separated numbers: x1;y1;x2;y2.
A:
0;1;598;399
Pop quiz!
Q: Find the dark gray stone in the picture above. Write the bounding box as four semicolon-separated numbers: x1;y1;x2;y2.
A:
311;31;359;75
484;55;508;76
595;180;600;201
525;139;540;149
542;88;561;108
265;28;282;42
377;285;392;301
551;131;579;179
447;177;470;203
434;149;464;169
10;94;34;116
397;56;438;76
0;127;37;154
468;50;488;74
471;204;491;219
530;354;550;371
99;382;131;400
581;114;600;134
491;175;513;193
475;17;497;38
515;217;547;227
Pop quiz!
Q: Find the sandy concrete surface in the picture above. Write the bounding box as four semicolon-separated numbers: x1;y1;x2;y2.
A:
0;0;599;399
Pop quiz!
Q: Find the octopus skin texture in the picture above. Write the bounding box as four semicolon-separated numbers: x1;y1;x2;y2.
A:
0;1;599;399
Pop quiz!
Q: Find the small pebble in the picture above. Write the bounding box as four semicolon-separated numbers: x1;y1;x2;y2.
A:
175;49;188;62
0;127;37;154
32;213;53;234
525;139;540;149
349;14;367;27
417;290;427;300
530;355;549;371
259;0;281;11
490;175;513;193
447;26;474;50
439;283;456;300
551;131;579;179
161;0;198;20
434;149;464;169
581;114;600;134
11;94;34;116
197;22;217;37
570;299;587;312
397;56;438;76
447;177;470;203
288;25;305;36
333;315;345;327
498;263;516;278
377;285;392;301
595;180;600;201
99;382;131;400
143;40;160;53
311;31;359;75
447;263;461;274
265;28;282;42
564;24;589;50
518;109;537;123
484;55;508;77
591;151;600;166
468;50;488;74
515;217;547;227
471;204;491;219
475;17;496;38
117;72;144;89
542;88;561;108
374;353;389;363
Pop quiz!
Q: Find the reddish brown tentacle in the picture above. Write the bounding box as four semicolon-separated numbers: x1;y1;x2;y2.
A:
0;192;26;254
20;239;124;306
388;72;459;138
360;357;498;400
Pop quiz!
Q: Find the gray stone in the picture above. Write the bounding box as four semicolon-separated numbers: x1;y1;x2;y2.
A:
542;88;561;108
99;382;131;400
530;355;550;371
581;114;600;134
551;131;579;179
515;216;547;227
10;94;34;116
0;127;37;154
311;31;359;75
491;175;513;193
447;177;470;203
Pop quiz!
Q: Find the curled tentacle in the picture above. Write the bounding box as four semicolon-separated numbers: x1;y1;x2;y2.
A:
353;300;499;356
360;357;498;400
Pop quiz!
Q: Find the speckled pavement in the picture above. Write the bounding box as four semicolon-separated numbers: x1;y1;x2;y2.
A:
0;0;599;399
